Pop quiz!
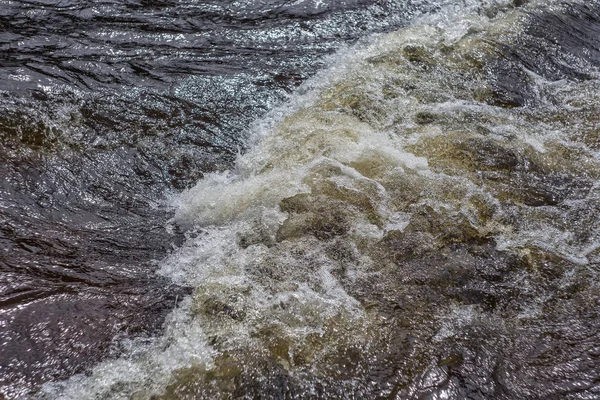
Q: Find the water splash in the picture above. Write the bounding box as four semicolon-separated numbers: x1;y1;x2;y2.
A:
40;0;600;398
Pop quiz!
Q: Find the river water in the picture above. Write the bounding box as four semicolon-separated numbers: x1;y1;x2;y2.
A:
1;0;600;399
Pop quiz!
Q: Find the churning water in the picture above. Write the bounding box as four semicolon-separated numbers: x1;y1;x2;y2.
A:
2;0;600;399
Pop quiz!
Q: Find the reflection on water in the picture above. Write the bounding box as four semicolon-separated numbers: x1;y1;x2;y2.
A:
3;0;600;399
0;0;430;397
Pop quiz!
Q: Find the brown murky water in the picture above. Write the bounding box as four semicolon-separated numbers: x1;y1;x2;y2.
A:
0;0;431;397
2;0;600;399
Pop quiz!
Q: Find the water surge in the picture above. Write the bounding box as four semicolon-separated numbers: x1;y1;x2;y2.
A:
32;0;600;398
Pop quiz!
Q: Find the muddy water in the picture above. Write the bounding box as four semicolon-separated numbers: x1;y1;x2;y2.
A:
3;0;600;399
0;0;431;397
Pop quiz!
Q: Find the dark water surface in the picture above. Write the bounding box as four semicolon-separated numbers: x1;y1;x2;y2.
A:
0;0;430;396
2;0;600;399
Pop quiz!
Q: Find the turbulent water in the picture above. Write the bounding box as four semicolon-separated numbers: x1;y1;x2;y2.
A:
2;0;600;398
0;0;430;396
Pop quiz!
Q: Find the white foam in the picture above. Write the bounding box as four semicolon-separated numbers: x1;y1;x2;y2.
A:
40;0;600;397
40;300;213;400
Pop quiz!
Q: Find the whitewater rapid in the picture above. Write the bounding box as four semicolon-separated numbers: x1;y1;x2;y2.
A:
40;0;600;398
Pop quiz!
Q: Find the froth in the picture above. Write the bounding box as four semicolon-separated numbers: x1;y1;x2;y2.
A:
41;0;600;398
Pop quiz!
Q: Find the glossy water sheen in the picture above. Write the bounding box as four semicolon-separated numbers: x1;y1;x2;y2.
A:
2;0;600;399
0;0;433;397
